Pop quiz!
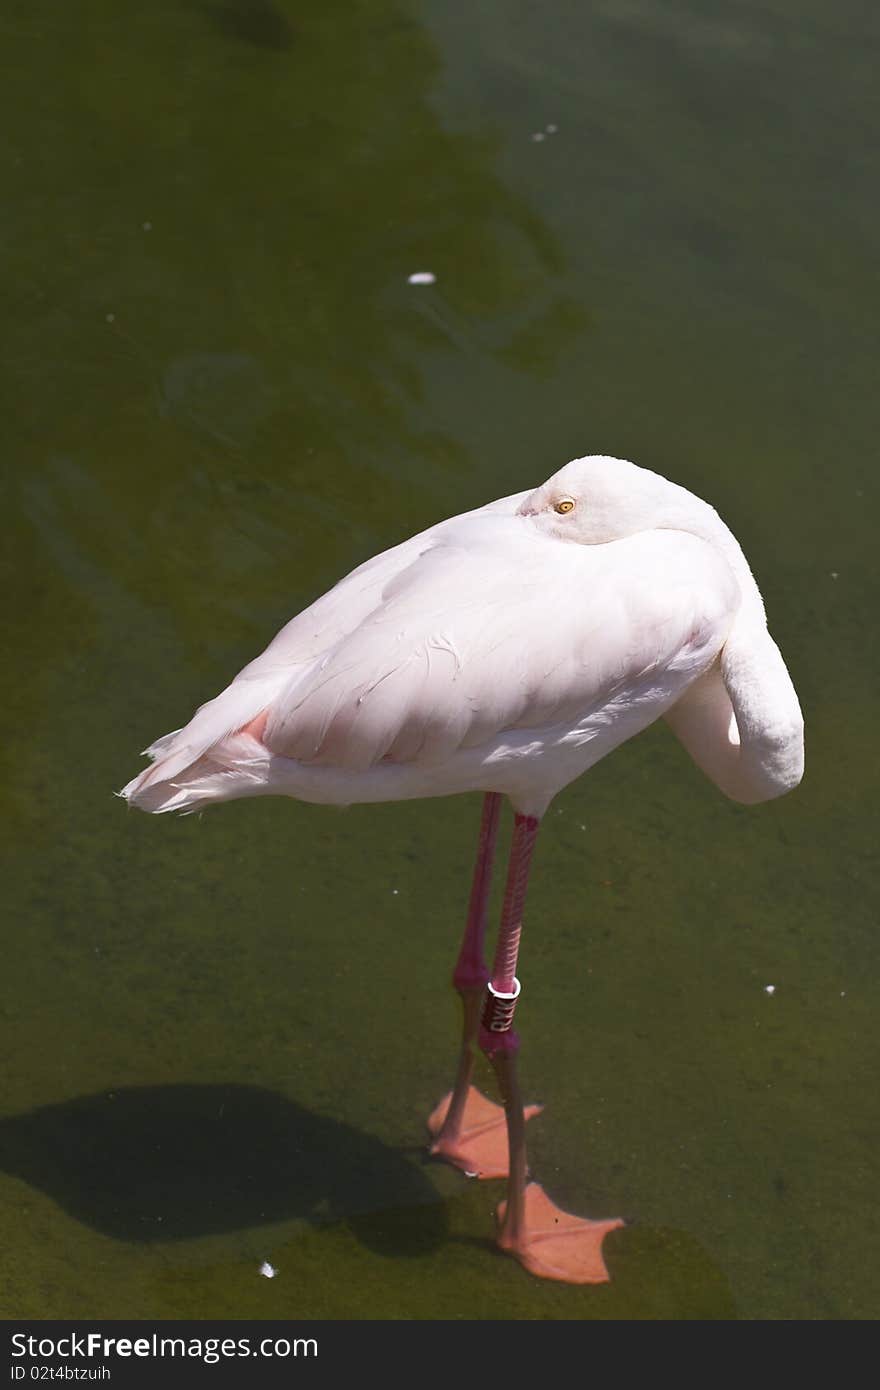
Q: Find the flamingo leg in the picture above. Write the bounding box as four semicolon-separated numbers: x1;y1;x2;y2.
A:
428;793;541;1177
481;814;624;1283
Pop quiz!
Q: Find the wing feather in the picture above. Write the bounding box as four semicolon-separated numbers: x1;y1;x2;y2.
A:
123;491;530;795
264;519;740;772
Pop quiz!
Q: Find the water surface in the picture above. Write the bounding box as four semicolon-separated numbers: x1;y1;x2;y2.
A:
1;0;877;1319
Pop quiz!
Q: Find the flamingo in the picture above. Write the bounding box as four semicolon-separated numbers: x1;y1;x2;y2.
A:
121;454;804;1284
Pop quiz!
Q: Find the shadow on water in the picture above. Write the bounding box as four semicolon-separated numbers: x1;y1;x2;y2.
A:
0;1082;740;1318
0;1084;446;1257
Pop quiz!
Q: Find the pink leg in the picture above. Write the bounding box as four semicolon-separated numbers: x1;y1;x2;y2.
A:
428;794;541;1176
454;789;501;995
480;814;623;1283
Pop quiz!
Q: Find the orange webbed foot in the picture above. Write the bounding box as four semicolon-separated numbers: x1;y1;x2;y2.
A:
497;1182;623;1283
427;1085;542;1179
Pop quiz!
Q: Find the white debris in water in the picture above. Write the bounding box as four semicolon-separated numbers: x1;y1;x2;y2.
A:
259;1261;276;1279
105;313;115;323
407;271;436;285
546;123;558;134
142;221;153;231
764;985;776;995
531;131;546;142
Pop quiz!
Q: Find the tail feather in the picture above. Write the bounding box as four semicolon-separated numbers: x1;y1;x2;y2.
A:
143;728;182;761
120;733;271;814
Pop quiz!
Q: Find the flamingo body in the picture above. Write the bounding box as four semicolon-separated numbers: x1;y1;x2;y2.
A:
122;455;803;816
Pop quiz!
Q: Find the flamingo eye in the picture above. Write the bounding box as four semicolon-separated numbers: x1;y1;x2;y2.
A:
554;498;575;514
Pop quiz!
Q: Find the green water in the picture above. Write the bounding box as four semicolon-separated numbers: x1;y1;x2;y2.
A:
2;0;876;1320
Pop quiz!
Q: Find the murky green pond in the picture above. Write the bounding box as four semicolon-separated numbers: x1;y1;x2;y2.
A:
2;0;876;1320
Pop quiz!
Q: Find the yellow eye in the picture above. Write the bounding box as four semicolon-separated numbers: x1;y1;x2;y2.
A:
554;498;575;514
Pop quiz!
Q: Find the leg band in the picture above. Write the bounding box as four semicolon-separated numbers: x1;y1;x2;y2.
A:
482;977;521;1034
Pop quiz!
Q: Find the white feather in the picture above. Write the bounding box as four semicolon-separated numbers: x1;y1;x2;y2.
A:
121;457;803;818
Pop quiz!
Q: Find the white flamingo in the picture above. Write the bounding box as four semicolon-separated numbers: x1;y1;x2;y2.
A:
122;454;803;1283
